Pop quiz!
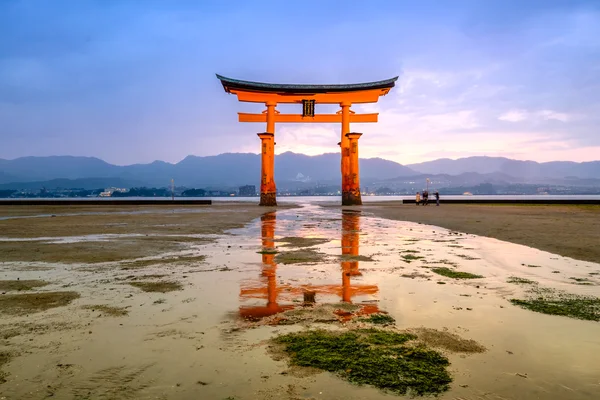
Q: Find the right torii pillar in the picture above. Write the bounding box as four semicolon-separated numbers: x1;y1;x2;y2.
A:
341;131;363;206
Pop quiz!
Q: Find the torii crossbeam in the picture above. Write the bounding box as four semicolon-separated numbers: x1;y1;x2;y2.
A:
217;74;398;206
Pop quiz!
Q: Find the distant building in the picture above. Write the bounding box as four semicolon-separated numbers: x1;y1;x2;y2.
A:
238;185;256;197
98;187;127;197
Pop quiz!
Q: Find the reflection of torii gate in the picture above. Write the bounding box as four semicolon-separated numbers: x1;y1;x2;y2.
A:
217;75;398;206
239;211;379;321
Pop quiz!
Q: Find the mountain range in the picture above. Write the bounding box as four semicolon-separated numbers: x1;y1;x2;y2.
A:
0;153;598;190
0;153;414;189
407;157;600;180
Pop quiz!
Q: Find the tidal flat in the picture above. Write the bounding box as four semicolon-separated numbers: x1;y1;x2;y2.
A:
0;202;599;399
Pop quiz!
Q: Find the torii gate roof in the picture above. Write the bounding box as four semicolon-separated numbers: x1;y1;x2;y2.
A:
216;74;398;95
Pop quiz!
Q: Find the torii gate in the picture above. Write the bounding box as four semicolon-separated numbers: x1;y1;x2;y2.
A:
216;74;398;206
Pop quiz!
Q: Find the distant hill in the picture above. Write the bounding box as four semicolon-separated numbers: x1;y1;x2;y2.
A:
385;171;522;185
0;156;120;182
407;156;600;179
3;153;599;190
0;177;146;191
0;152;417;189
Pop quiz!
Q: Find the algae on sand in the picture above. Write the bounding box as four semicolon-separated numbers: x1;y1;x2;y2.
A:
361;313;395;325
129;281;183;293
121;255;206;270
432;267;483;279
338;254;375;262
507;276;537;285
275;249;328;265
272;329;452;396
510;297;600;321
0;291;80;315
1;351;11;384
401;254;424;263
0;280;48;292
277;237;330;248
82;304;129;316
257;249;278;255
413;328;486;353
510;286;600;321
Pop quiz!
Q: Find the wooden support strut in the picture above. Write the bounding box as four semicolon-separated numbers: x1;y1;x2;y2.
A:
238;113;378;123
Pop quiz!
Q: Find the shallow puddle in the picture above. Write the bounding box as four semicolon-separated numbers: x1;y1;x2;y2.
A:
0;203;599;399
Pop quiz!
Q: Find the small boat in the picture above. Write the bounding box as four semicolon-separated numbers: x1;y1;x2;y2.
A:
463;192;473;196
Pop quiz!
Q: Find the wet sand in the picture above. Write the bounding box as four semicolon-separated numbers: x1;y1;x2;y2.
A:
362;202;600;263
1;202;599;399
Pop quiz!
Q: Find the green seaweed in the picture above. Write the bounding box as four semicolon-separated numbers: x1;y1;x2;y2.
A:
128;281;183;293
569;277;591;282
275;249;328;265
257;249;278;254
361;313;395;325
277;237;330;248
401;254;424;263
510;298;600;321
273;329;452;395
431;267;483;279
507;276;537;285
456;254;480;260
0;280;48;292
510;286;600;321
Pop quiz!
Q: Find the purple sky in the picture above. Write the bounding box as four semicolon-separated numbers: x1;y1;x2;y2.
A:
1;0;599;165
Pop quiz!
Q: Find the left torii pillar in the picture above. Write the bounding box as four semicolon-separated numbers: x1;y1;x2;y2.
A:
258;101;277;206
258;132;276;206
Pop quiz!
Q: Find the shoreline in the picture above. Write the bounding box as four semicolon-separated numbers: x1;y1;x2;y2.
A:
361;202;600;263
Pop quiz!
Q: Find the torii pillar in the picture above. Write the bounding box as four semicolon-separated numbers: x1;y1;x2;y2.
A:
342;132;363;205
258;133;276;206
257;100;277;206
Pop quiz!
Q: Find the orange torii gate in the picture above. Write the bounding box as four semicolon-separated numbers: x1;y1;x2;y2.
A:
216;74;398;206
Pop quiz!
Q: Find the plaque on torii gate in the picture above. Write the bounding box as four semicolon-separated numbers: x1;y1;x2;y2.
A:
216;74;398;206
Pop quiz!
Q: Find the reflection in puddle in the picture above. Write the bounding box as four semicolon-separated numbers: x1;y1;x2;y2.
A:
239;212;295;320
239;210;382;322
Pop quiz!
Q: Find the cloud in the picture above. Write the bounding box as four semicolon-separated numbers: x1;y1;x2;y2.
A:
537;110;571;122
498;109;572;123
498;110;528;122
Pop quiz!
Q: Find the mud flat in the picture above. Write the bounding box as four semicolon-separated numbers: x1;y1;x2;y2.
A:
362;202;600;263
0;202;599;399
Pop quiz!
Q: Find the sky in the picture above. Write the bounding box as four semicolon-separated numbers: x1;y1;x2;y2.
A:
1;0;599;166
